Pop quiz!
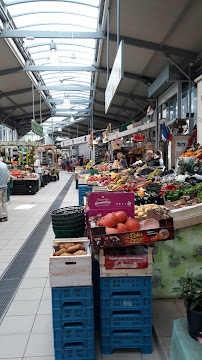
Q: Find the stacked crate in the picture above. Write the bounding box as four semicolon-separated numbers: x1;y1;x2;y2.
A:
99;248;153;355
78;185;92;206
50;238;95;360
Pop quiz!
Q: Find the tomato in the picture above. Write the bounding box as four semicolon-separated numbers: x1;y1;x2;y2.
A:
114;211;128;223
124;218;140;231
116;223;128;233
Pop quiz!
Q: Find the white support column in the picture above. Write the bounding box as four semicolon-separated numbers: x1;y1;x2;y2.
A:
195;75;202;145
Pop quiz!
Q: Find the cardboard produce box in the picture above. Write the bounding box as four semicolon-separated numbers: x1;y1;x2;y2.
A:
90;208;174;249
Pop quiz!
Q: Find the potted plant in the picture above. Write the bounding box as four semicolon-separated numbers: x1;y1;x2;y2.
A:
173;275;202;340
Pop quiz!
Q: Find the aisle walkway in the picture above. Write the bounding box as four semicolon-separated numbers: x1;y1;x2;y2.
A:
0;172;161;360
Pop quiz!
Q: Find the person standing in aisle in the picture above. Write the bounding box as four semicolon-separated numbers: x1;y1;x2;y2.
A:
71;154;77;171
33;155;42;189
0;161;10;222
117;152;128;169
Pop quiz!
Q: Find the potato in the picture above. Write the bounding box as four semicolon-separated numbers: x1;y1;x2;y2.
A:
138;211;144;217
59;242;75;249
60;252;73;256
68;244;85;253
73;250;87;255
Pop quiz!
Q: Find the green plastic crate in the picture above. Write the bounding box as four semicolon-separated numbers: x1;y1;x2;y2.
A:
53;226;85;238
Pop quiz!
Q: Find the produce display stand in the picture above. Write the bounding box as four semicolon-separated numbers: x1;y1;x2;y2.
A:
11;175;39;195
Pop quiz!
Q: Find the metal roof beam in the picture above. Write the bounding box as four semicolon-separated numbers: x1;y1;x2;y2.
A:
36;85;95;91
0;67;22;77
94;100;139;113
22;65;100;72
0;88;32;98
0;29;105;39
94;109;128;121
52;113;91;118
13;110;51;120
109;33;196;59
96;87;148;102
100;67;154;85
1;99;44;111
93;115;121;126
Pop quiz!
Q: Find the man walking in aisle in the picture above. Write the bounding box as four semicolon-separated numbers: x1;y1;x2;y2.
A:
0;161;10;222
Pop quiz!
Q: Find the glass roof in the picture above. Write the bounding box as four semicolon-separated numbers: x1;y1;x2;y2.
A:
5;0;100;134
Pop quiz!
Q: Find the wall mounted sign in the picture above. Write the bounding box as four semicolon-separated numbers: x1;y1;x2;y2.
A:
32;120;43;137
105;40;124;113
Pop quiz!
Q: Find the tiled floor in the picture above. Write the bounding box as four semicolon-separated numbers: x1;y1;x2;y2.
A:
0;172;164;360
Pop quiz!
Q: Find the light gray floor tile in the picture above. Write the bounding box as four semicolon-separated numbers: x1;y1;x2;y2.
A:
24;357;54;360
174;299;187;315
6;300;40;316
152;299;181;315
42;287;51;300
20;277;47;289
0;334;29;358
32;314;53;334
25;268;49;278
153;315;184;337
37;300;52;315
161;336;171;357
101;349;142;360
24;333;54;357
0;315;35;335
142;350;161;360
29;260;49;269
14;287;44;301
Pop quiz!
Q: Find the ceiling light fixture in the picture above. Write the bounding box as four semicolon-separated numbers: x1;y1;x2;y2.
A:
58;126;62;131
63;92;71;109
49;40;60;65
70;115;74;123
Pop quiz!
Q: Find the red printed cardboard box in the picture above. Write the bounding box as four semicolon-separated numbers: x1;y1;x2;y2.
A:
87;192;174;248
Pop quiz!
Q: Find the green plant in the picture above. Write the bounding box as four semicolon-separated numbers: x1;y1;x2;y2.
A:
173;275;202;311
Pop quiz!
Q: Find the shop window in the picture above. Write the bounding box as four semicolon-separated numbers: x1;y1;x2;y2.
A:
182;92;187;118
0;126;2;140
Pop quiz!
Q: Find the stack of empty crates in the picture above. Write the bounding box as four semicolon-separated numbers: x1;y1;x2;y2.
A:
49;237;94;360
99;246;153;355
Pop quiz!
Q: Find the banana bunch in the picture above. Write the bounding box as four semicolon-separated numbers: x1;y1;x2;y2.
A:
117;178;125;185
111;184;121;191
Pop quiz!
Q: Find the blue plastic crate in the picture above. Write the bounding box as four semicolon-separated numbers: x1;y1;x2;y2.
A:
101;324;152;337
100;295;152;314
100;277;152;295
52;306;94;329
101;312;152;330
54;326;94;348
54;337;94;350
52;286;93;309
54;344;95;360
78;185;92;206
101;331;152;355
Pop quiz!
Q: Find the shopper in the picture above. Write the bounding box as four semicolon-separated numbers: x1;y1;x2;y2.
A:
33;155;42;181
117;152;128;169
58;157;62;169
154;150;163;166
0;153;4;162
79;155;84;167
71;155;77;171
0;161;10;222
65;157;70;171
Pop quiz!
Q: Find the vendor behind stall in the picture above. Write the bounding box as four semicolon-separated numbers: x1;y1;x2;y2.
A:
146;150;160;166
117;152;128;169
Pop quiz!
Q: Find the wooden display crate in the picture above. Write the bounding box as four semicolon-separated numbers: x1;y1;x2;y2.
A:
49;238;92;287
98;247;152;277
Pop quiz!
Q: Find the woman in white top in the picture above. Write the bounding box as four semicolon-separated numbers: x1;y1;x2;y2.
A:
33;155;42;182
